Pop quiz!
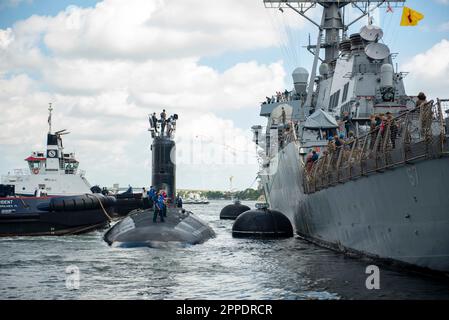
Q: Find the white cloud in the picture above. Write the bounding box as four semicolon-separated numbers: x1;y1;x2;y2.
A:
2;0;279;61
435;0;449;5
0;0;289;190
403;39;449;99
0;28;13;49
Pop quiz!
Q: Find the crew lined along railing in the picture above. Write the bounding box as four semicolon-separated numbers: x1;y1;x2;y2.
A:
303;99;449;194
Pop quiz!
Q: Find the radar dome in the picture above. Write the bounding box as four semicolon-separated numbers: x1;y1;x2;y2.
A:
292;67;309;96
319;63;329;76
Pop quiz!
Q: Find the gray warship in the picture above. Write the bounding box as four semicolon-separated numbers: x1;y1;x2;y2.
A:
253;0;449;274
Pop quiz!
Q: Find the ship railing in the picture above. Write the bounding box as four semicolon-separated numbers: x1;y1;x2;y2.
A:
303;99;448;194
261;95;299;106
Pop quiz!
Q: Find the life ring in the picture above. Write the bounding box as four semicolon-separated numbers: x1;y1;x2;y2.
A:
32;168;39;174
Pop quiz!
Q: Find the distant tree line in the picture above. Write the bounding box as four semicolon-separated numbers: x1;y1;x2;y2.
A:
177;188;263;201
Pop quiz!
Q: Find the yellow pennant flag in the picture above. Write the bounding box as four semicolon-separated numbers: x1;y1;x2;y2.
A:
400;6;424;26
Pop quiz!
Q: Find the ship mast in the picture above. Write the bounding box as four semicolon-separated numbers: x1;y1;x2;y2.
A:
263;0;405;108
48;102;53;134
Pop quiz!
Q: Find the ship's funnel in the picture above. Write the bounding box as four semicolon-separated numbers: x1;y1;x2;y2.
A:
292;67;309;96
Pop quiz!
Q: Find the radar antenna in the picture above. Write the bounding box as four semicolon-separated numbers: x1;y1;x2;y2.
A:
48;103;53;134
263;0;405;109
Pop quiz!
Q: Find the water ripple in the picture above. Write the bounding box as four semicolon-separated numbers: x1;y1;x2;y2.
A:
1;200;449;299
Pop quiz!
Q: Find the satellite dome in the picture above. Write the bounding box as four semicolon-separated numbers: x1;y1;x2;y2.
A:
292;67;309;96
319;63;329;76
292;67;309;83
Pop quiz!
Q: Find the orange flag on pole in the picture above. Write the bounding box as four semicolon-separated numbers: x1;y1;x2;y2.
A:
400;6;424;26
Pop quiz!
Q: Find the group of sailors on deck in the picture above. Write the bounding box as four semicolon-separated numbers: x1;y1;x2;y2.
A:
142;186;168;222
148;109;177;137
262;89;299;105
141;187;183;223
368;112;399;149
304;92;432;172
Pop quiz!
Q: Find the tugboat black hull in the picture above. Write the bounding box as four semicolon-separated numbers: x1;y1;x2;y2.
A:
0;210;109;236
0;195;113;236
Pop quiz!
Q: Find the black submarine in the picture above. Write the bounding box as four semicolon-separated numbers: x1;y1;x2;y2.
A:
104;113;215;247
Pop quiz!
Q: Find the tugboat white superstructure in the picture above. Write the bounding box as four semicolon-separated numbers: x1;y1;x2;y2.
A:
1;104;92;196
253;0;449;274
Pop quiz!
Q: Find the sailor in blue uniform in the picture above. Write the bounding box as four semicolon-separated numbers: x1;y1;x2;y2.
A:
153;193;165;223
147;186;156;209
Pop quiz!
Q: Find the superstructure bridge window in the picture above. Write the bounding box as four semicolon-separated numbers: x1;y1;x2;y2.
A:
329;90;341;110
329;93;335;110
335;90;340;108
28;161;40;170
342;82;349;103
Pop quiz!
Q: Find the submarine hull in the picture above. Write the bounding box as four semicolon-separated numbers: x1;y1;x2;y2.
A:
104;207;215;247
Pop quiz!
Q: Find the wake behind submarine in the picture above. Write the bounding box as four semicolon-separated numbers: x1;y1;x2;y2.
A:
104;113;215;247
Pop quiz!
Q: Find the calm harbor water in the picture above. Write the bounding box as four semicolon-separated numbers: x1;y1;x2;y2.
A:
1;200;449;300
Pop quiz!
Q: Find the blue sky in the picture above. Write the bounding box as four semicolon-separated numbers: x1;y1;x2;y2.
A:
1;0;447;88
0;0;448;190
2;1;448;72
202;1;449;74
0;0;99;28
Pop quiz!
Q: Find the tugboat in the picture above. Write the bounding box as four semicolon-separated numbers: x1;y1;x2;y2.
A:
1;104;92;196
0;104;117;236
1;104;141;218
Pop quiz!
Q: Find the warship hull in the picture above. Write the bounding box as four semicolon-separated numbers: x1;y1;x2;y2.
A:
262;141;449;274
